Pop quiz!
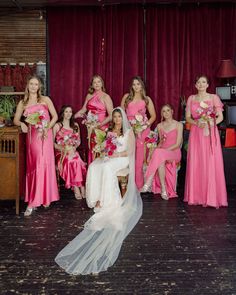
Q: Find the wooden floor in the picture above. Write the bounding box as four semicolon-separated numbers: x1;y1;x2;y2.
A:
1;185;236;295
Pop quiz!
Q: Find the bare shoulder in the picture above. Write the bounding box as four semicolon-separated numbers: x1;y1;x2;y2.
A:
176;121;183;129
103;92;112;101
41;96;51;104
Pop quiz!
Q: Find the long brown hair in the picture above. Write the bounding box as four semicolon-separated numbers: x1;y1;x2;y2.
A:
124;76;149;108
88;74;106;94
58;105;78;133
23;75;43;106
109;108;124;136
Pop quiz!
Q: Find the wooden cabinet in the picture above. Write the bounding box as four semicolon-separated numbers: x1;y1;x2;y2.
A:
0;127;25;214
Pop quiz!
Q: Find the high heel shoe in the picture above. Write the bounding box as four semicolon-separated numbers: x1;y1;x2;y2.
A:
161;190;169;200
140;176;153;193
24;207;34;217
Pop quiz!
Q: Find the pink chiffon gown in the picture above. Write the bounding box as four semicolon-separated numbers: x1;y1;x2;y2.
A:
184;95;227;208
145;125;181;198
126;100;150;190
23;104;59;207
55;127;86;189
86;91;109;164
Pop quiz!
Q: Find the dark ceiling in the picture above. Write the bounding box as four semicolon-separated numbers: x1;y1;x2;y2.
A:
0;0;234;15
0;0;234;9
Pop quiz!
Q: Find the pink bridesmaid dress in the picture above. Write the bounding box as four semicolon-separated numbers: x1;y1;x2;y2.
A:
184;95;227;208
126;100;150;190
145;125;181;197
23;104;59;207
55;127;86;189
86;91;109;163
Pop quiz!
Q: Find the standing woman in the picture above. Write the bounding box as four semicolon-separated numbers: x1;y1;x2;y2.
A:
184;75;227;208
142;104;183;199
121;76;156;190
53;105;86;199
74;75;113;163
14;75;59;216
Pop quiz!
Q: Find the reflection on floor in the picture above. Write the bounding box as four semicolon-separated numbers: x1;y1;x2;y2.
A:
0;185;236;295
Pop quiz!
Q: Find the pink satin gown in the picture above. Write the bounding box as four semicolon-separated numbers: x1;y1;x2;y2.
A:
145;126;181;197
23;104;59;207
55;128;86;189
126;99;150;190
184;95;227;208
86;91;109;164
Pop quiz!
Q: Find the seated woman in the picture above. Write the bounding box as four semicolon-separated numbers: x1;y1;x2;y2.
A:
53;105;86;199
142;104;183;199
55;107;142;275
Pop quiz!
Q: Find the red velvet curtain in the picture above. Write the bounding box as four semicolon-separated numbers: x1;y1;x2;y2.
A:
146;3;236;120
48;4;236;121
47;5;144;111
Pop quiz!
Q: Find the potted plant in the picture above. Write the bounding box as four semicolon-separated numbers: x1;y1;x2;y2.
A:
0;94;16;126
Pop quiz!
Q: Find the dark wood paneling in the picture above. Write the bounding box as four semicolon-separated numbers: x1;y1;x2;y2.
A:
0;11;46;63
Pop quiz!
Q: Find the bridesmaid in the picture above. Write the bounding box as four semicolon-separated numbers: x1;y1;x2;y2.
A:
53;105;86;199
74;75;113;163
121;76;156;190
142;104;183;199
14;75;59;216
184;75;227;208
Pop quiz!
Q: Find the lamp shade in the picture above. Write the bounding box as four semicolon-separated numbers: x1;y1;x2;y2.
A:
216;59;236;78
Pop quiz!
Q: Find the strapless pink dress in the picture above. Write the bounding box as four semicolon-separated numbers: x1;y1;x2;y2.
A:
126;99;150;190
145;127;181;198
23;104;59;207
184;95;227;208
86;91;109;163
55;127;86;188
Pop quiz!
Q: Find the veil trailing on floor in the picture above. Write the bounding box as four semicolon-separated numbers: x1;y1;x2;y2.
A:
55;107;143;275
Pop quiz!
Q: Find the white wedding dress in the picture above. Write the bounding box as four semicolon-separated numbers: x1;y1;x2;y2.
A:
55;107;143;275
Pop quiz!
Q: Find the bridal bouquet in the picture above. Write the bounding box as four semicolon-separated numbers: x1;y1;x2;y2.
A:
129;113;148;136
93;130;120;158
25;110;48;136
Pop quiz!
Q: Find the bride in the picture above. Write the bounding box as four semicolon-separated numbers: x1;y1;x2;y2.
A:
55;107;143;275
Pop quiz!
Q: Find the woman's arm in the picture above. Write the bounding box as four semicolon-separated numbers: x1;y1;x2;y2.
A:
53;123;62;151
120;93;129;110
166;122;183;151
74;94;90;119
216;110;223;125
100;94;113;127
13;100;28;133
146;97;156;127
43;96;58;129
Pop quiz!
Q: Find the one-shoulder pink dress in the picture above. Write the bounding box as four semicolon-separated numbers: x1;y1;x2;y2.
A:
145;126;181;197
126;99;150;190
86;91;109;164
23;104;59;207
184;95;227;208
55;127;86;189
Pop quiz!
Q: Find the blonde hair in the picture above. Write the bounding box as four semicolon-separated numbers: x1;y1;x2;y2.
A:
23;75;43;106
161;104;174;121
88;75;106;94
124;76;149;108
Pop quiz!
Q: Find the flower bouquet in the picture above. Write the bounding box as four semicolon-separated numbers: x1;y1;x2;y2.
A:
144;130;159;164
93;130;120;159
129;113;148;136
82;111;99;149
56;132;80;169
196;101;216;152
25;110;49;136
